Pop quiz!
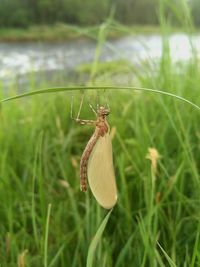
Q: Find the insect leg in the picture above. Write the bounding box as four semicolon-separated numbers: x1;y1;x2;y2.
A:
75;119;95;125
71;92;95;124
88;102;97;116
71;91;86;120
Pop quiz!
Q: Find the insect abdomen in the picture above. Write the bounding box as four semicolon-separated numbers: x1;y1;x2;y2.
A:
80;132;99;192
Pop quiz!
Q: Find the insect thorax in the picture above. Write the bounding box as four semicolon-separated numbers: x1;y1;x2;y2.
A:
96;117;109;137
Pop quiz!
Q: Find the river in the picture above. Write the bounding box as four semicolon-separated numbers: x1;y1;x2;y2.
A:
0;33;199;86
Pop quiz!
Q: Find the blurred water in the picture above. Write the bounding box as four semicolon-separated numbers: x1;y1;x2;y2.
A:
0;33;199;83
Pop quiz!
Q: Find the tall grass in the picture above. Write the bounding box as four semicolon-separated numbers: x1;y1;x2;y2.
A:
0;1;200;266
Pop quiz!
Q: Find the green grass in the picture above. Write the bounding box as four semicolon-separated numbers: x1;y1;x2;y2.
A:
0;23;91;42
0;1;200;266
0;22;194;43
0;62;199;266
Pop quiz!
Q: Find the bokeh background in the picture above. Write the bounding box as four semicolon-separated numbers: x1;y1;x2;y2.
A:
0;0;200;266
1;0;200;27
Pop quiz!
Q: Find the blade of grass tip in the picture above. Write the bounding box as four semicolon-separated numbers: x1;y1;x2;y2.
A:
48;243;66;267
115;233;134;267
86;209;113;267
157;242;177;267
1;86;200;112
90;23;107;81
44;203;52;267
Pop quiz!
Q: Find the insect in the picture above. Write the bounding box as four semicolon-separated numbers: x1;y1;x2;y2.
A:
72;100;117;209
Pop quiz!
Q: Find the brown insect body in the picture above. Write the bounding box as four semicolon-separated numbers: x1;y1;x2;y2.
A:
80;107;109;192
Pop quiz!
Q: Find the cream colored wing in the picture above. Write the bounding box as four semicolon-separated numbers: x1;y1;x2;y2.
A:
87;133;117;209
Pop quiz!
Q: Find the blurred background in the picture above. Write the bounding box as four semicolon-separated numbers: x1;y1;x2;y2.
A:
0;0;200;91
0;1;200;267
1;0;200;27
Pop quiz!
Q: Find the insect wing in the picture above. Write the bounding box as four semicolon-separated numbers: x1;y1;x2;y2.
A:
87;133;117;209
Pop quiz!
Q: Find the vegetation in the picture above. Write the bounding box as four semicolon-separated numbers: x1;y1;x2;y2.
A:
1;39;200;267
0;0;200;28
0;24;164;42
0;0;200;267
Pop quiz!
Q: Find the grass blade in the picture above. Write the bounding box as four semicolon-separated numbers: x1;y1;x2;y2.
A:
86;209;113;267
115;233;134;267
157;242;177;267
44;203;52;267
190;225;200;267
31;131;44;249
1;86;199;111
48;243;66;267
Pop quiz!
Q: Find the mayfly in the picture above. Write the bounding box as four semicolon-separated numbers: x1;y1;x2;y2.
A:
74;104;117;209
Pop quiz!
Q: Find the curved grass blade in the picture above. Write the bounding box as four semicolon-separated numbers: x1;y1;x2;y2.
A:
44;203;52;267
157;242;177;267
115;233;134;267
48;243;66;267
0;86;199;111
86;209;113;267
